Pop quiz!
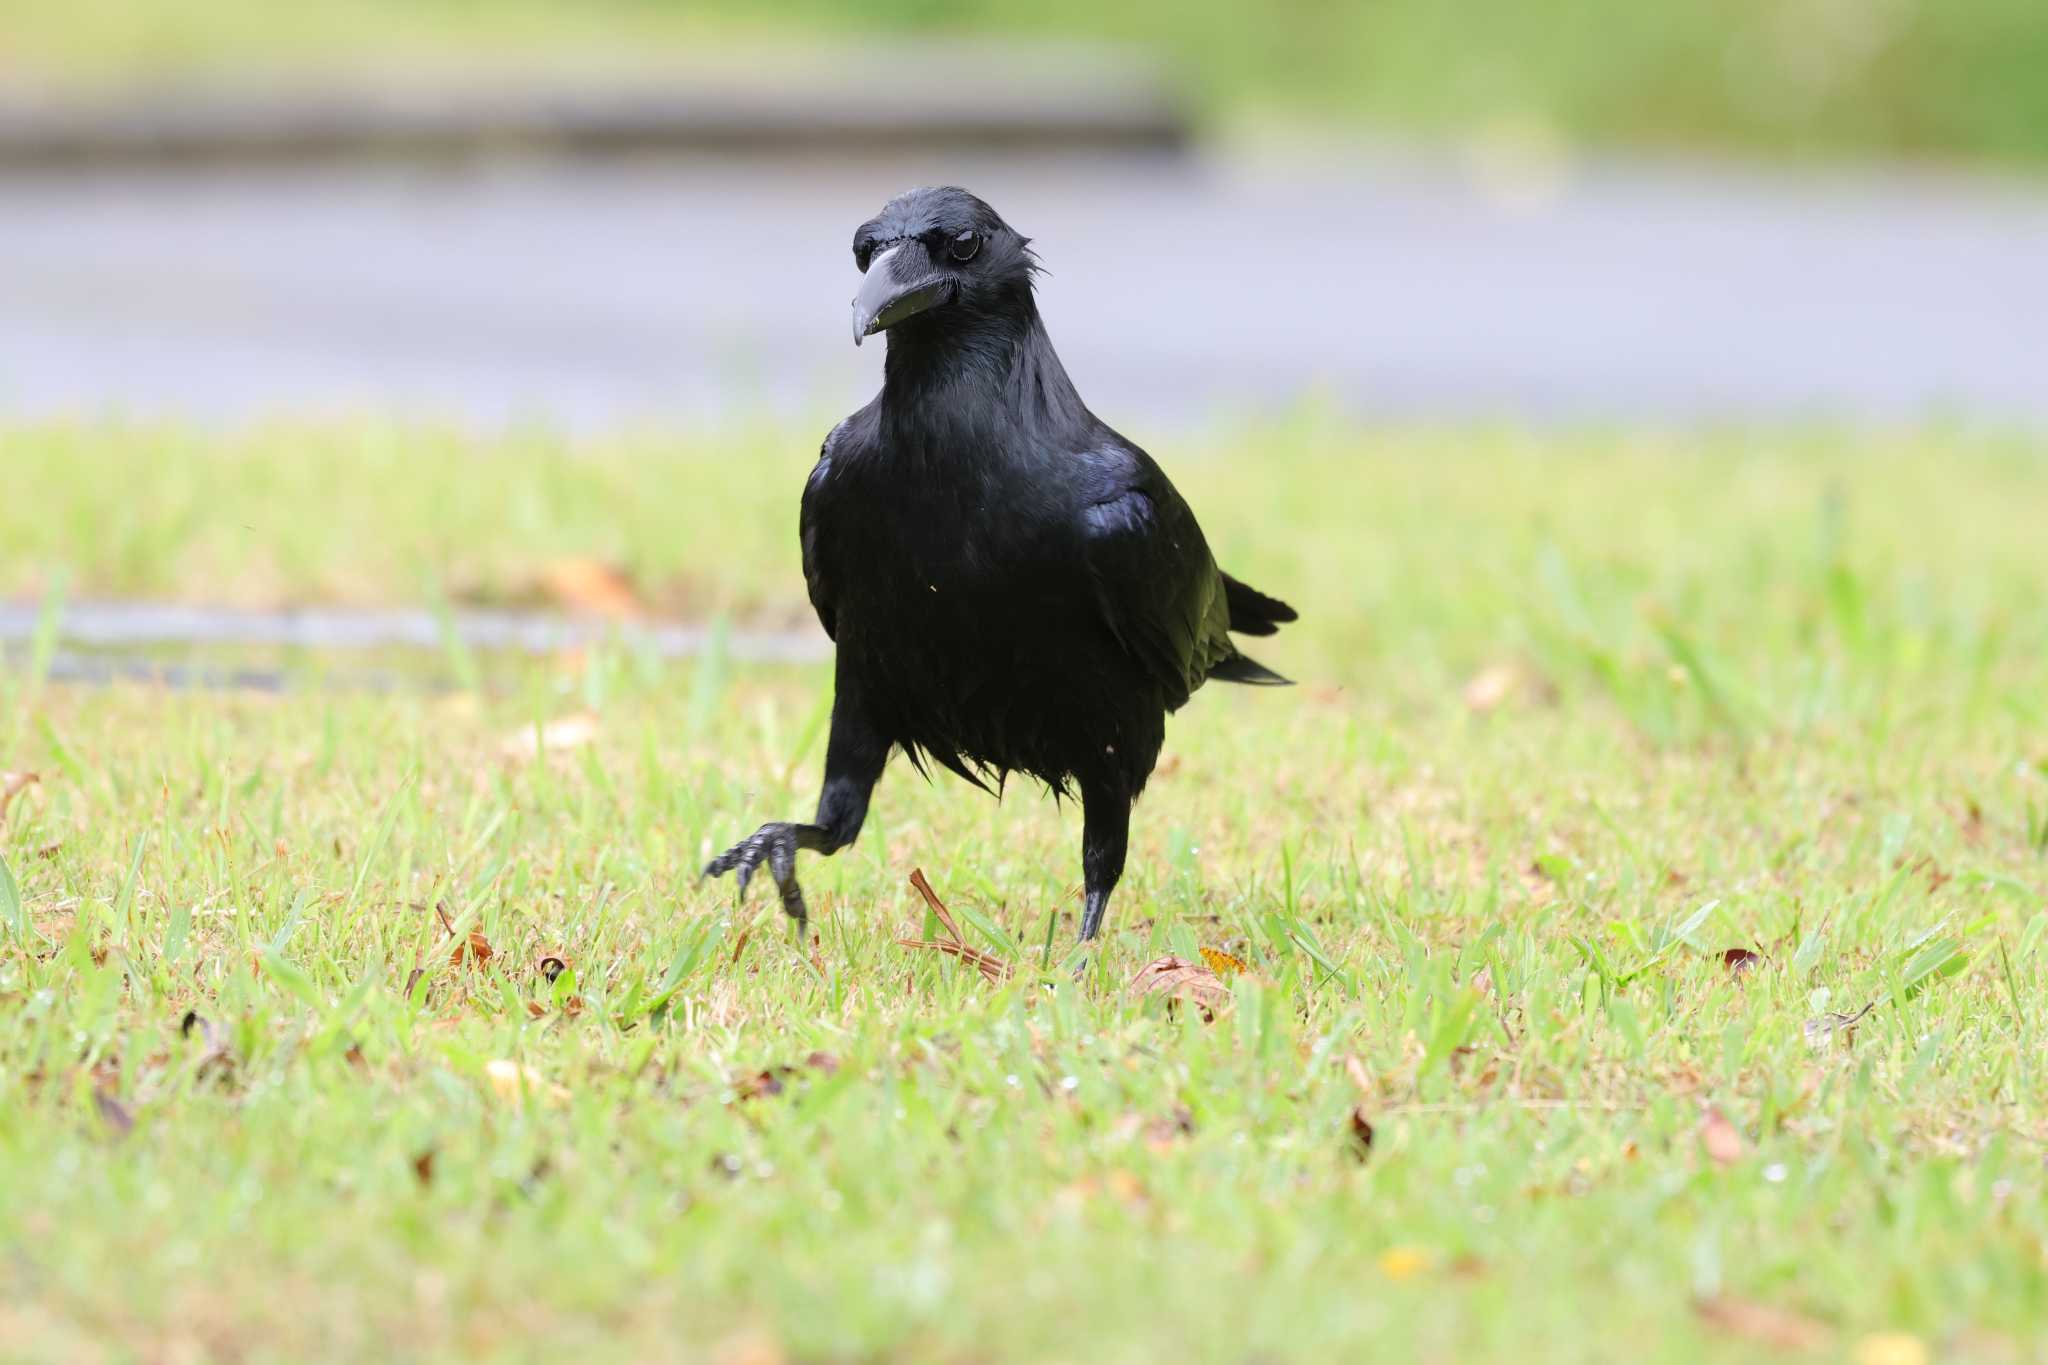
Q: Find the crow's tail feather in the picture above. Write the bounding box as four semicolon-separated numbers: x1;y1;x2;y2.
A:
1222;573;1298;637
1208;653;1292;687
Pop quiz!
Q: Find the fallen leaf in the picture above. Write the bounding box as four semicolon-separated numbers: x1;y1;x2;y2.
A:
804;1051;841;1074
559;995;585;1019
449;929;494;969
343;1044;368;1072
1126;955;1230;1018
1142;1105;1195;1152
709;1328;787;1365
179;1010;234;1078
1342;1053;1373;1095
537;558;642;618
36;840;62;860
1694;1296;1832;1351
1378;1246;1429;1280
0;771;39;818
1854;1333;1929;1365
1198;946;1248;978
93;1088;134;1137
436;904;493;969
1461;664;1518;712
525;1000;548;1018
1347;1105;1376;1162
1102;1169;1146;1204
537;952;570;983
734;1067;794;1101
1721;947;1764;977
1804;1002;1877;1048
499;712;599;760
484;1058;564;1104
412;1149;437;1185
1699;1107;1744;1166
401;967;427;1002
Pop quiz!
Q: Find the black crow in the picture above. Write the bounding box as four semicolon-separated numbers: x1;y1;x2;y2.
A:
705;186;1295;942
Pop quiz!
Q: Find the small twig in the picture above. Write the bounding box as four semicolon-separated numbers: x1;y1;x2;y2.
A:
908;868;968;946
899;869;1013;983
894;937;1014;984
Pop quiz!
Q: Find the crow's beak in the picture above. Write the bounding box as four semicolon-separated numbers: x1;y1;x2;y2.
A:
852;241;953;346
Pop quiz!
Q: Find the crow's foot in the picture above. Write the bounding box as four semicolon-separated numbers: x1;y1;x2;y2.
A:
703;821;810;926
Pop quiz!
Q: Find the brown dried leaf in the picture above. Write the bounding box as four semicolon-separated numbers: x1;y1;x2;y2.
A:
179;1010;234;1078
499;712;599;760
1142;1104;1195;1152
449;929;494;969
734;1067;793;1101
343;1043;368;1072
1699;1107;1744;1166
804;1051;841;1074
1126;955;1230;1018
1342;1053;1374;1096
1694;1296;1831;1352
709;1329;787;1365
1721;947;1763;977
412;1149;437;1185
93;1088;134;1137
538;558;642;618
1347;1105;1376;1162
537;952;570;983
0;770;39;818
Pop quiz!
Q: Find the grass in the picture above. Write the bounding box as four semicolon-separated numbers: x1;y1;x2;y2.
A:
6;0;2048;165
4;420;2048;1361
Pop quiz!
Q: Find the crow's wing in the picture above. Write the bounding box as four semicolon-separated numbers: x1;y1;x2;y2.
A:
1075;443;1236;709
800;425;849;641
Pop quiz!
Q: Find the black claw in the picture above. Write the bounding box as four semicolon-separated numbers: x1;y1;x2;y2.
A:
704;822;811;923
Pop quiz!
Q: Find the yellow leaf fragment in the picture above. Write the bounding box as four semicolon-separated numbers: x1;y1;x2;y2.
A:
1378;1247;1430;1280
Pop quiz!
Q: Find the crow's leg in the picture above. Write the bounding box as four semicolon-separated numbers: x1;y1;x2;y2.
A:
704;671;888;930
1077;781;1132;942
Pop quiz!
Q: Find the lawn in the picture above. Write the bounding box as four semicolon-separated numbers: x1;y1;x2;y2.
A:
6;0;2048;165
3;421;2047;1361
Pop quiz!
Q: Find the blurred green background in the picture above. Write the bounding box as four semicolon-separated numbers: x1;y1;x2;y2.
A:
8;0;2048;165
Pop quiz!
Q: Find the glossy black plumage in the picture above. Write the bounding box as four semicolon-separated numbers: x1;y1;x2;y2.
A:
705;187;1295;942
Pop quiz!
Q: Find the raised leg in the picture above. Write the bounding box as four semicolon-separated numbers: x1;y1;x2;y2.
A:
703;673;889;929
1077;780;1132;941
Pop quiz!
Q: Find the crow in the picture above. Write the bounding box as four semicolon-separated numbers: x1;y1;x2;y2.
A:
705;186;1295;942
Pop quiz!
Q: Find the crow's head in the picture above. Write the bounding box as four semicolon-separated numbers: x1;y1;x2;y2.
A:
850;187;1034;346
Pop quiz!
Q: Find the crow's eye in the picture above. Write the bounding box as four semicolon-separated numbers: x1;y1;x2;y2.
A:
948;232;982;263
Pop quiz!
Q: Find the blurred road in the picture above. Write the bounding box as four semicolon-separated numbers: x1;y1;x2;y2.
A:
2;149;2042;426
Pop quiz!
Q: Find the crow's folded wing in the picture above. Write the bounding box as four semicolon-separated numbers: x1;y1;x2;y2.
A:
1076;447;1235;709
800;432;843;641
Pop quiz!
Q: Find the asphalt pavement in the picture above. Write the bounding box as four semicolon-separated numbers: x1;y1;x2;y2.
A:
2;147;2042;426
